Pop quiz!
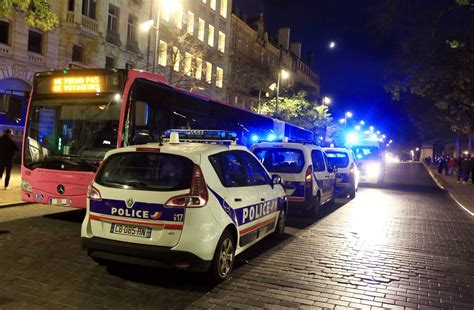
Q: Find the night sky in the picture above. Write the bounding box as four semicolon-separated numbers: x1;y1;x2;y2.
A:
234;0;415;146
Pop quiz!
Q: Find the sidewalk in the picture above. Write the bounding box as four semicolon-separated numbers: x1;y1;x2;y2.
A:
425;163;474;216
0;165;25;207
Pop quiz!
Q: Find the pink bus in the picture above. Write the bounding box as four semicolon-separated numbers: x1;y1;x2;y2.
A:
22;68;313;208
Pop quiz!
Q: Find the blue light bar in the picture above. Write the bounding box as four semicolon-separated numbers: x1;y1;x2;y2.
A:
163;129;237;140
251;135;259;142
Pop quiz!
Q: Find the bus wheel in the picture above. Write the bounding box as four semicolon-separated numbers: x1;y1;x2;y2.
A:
209;230;235;283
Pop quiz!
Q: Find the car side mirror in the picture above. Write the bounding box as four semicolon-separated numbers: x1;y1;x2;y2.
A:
271;174;282;188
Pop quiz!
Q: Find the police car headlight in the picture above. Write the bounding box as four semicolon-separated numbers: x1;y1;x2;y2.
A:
366;163;381;178
22;179;32;192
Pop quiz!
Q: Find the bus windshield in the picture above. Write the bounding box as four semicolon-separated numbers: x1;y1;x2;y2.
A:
23;96;121;171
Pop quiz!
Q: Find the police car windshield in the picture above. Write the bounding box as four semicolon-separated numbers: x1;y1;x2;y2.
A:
325;151;349;168
253;148;305;173
96;152;194;191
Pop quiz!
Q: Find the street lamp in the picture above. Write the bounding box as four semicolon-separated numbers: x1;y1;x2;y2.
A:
360;120;365;125
342;111;352;127
329;41;336;49
140;0;180;72
275;69;290;118
322;96;332;105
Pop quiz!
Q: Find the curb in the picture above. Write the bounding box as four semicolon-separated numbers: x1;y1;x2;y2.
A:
0;202;29;209
423;163;474;216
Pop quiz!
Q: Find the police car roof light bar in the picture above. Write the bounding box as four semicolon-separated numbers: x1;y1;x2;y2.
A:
162;129;238;145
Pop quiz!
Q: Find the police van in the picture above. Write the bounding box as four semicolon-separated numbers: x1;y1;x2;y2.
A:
81;130;287;282
323;147;359;199
251;141;337;217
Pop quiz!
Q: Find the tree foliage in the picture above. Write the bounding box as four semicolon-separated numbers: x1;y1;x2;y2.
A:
0;0;59;31
373;0;474;145
255;83;332;134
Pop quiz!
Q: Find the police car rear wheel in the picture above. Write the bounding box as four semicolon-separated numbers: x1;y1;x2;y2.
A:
209;231;235;282
273;209;286;237
307;194;320;218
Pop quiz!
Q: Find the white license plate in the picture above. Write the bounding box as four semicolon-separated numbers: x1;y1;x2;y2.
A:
110;223;152;238
50;198;71;206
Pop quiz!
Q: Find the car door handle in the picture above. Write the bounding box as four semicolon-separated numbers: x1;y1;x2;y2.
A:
234;198;242;202
260;198;265;202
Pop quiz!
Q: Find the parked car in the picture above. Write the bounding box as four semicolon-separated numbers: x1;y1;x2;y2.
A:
323;147;359;199
81;130;287;282
251;141;337;217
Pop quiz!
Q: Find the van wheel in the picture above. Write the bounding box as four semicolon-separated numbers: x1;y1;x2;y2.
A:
307;194;320;218
209;230;235;283
272;209;286;238
349;185;356;199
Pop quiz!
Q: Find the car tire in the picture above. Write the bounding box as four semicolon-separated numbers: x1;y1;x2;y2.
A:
307;194;320;218
349;184;356;199
272;208;286;238
208;230;235;283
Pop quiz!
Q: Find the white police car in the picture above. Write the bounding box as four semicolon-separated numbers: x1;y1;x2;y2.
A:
323;147;359;199
81;130;287;282
251;141;336;217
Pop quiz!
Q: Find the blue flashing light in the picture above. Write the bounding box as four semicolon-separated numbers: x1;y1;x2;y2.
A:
370;134;378;141
346;132;359;145
251;135;259;142
357;154;363;159
267;134;275;141
163;129;237;140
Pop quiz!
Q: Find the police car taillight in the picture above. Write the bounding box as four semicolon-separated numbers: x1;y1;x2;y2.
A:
87;185;102;201
165;165;208;208
305;165;313;189
349;163;355;174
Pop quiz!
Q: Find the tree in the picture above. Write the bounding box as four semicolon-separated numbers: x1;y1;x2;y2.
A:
374;0;474;153
0;0;59;31
255;83;332;137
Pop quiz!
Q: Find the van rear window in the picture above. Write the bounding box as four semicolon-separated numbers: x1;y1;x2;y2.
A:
96;152;194;191
253;148;305;173
325;151;349;168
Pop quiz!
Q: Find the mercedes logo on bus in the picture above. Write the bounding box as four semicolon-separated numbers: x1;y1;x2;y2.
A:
57;184;65;195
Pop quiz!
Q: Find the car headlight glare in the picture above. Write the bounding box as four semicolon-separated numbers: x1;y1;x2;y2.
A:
366;164;381;178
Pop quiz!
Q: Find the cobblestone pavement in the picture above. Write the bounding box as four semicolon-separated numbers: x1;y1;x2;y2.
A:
0;163;473;309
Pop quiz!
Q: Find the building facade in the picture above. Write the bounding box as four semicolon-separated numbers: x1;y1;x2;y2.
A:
0;0;232;136
227;12;320;111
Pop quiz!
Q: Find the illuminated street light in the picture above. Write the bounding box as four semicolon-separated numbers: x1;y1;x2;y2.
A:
355;125;361;131
339;118;346;124
322;96;332;105
140;0;181;72
360;120;365;125
345;111;353;118
369;126;374;131
275;69;290;118
329;41;336;49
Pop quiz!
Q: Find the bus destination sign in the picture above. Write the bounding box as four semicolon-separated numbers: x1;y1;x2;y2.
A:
52;76;102;93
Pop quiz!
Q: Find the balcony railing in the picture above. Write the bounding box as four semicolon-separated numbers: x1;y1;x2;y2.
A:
66;11;74;24
0;44;11;56
81;15;98;32
28;53;44;64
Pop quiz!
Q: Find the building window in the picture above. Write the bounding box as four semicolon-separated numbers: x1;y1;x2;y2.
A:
105;56;114;69
210;0;216;10
220;0;227;18
127;15;137;42
195;57;202;80
216;67;223;88
205;62;212;84
218;31;225;53
172;46;180;72
184;52;192;76
175;7;183;29
186;11;194;35
158;40;167;66
107;5;119;33
198;18;205;41
0;21;9;45
72;45;83;62
208;24;214;47
125;62;134;69
82;0;96;19
28;30;43;54
68;0;75;12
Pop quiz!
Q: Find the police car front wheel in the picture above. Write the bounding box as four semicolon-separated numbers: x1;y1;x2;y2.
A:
272;209;286;238
209;230;235;282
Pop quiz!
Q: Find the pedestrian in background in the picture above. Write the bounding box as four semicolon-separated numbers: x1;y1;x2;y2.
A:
456;156;464;183
448;157;455;176
461;156;471;184
0;129;19;190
